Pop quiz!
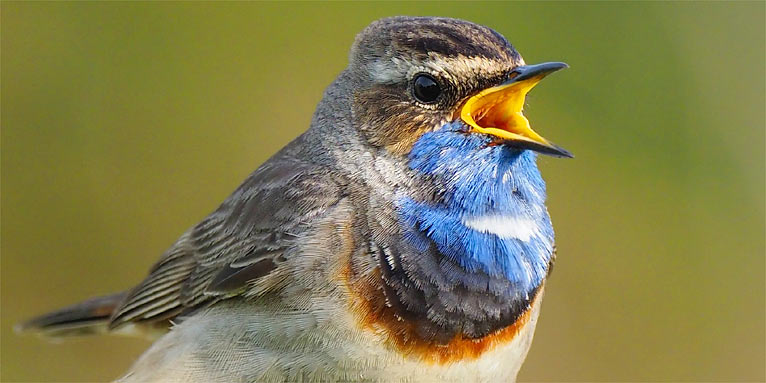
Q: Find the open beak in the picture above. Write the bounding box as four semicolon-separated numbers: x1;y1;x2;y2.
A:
460;62;573;158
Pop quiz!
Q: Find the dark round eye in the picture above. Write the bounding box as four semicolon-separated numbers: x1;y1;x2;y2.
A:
412;74;441;103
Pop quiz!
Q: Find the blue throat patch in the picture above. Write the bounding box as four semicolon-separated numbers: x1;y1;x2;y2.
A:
397;121;555;296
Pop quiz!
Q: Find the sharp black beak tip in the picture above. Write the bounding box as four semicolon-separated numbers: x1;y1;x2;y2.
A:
539;61;569;75
557;148;575;159
552;140;575;158
502;140;573;158
508;61;569;83
542;144;574;159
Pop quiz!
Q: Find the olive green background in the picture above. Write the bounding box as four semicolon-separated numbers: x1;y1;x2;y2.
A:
2;2;764;382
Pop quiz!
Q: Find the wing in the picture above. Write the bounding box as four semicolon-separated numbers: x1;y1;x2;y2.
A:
108;155;346;329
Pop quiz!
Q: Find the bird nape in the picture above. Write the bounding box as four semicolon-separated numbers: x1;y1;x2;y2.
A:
18;16;570;383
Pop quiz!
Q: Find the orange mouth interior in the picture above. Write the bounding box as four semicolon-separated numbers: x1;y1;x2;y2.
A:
460;75;552;147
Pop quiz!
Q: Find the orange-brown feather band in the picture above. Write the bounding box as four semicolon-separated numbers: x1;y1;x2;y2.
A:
341;262;541;365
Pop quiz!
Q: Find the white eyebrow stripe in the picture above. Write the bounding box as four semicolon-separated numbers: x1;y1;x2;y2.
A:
462;215;539;241
370;54;515;84
371;59;407;83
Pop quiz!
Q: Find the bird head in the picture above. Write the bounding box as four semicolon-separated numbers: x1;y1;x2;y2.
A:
347;16;571;158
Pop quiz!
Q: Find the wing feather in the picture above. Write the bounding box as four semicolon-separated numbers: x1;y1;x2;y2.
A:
108;157;345;330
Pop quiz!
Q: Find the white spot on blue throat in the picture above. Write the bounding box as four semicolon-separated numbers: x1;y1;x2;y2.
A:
397;121;555;293
462;215;540;241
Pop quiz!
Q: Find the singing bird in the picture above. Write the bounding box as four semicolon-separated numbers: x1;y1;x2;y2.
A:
19;16;571;382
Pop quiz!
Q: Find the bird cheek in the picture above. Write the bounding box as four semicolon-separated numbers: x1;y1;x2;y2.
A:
352;87;444;155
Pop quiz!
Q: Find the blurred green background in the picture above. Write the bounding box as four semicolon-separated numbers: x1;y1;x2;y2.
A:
2;2;764;382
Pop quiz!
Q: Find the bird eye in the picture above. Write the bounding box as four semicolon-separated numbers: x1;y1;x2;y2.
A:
412;74;441;103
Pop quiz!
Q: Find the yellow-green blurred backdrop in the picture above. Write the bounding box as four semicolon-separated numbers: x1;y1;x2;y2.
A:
2;2;764;382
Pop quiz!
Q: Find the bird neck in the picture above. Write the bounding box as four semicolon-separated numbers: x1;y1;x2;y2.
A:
397;122;555;296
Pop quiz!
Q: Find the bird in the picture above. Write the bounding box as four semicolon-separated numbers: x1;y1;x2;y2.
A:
18;16;571;382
